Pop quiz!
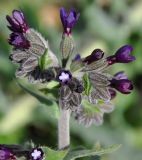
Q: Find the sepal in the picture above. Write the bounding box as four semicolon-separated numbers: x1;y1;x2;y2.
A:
60;34;74;60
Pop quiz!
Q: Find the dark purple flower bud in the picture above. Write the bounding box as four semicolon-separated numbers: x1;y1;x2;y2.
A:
107;45;135;65
8;32;30;49
0;147;15;160
6;10;29;33
58;70;72;84
109;89;117;99
30;147;44;160
83;49;104;64
110;78;133;94
60;7;80;35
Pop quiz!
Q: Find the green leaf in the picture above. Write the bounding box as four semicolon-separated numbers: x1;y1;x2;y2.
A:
83;73;92;96
43;147;68;160
17;82;53;106
39;87;58;100
63;144;121;160
38;49;52;70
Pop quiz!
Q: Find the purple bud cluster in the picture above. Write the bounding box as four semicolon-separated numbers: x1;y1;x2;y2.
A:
6;10;30;49
81;45;135;96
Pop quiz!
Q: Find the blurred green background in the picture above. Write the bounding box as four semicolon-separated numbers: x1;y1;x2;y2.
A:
0;0;142;159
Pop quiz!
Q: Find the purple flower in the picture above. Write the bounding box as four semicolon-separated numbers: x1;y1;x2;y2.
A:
8;32;30;49
109;71;133;94
60;7;80;35
30;148;44;160
107;45;136;65
6;10;29;33
0;147;15;160
83;49;104;64
110;78;133;94
58;70;72;84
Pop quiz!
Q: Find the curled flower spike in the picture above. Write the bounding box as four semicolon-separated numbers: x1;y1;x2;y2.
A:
6;10;29;33
9;32;30;49
110;72;133;94
83;49;104;64
30;147;44;160
60;7;80;35
107;45;136;65
0;147;16;160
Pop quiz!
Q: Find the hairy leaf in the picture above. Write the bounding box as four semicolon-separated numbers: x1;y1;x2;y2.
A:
25;29;47;56
60;85;72;101
90;86;111;102
10;50;29;63
74;101;104;127
63;144;121;160
70;92;82;106
82;59;108;72
89;72;110;87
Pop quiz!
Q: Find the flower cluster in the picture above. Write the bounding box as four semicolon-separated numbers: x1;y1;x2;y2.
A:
7;10;58;83
7;8;135;127
71;45;135;126
0;145;44;160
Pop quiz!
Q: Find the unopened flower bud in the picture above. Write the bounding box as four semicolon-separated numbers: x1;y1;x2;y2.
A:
83;49;104;64
60;7;80;35
6;10;29;33
107;45;135;65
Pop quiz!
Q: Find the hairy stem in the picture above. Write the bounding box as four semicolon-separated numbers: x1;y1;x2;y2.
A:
58;107;70;149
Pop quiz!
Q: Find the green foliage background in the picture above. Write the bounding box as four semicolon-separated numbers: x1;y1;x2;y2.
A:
0;0;142;159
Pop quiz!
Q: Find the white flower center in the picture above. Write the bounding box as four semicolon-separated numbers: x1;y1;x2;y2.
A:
59;72;70;82
31;149;41;160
